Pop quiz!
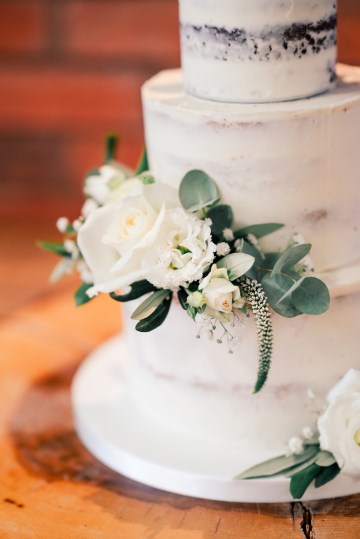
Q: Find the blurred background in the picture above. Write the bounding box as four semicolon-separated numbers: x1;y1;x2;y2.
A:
0;0;359;314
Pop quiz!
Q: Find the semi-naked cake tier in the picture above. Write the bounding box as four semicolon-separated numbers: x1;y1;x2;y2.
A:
127;284;360;450
142;64;360;273
180;0;337;102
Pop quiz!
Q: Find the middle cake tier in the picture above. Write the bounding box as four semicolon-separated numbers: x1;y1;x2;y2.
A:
142;65;360;274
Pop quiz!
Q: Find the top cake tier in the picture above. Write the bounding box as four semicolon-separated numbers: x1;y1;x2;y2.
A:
179;0;337;103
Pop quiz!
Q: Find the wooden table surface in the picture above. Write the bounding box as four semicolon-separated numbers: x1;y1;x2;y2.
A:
0;219;359;539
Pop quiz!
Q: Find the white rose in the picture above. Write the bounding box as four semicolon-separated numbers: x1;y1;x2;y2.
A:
84;164;132;205
318;369;360;477
144;211;216;290
77;183;179;296
199;265;245;314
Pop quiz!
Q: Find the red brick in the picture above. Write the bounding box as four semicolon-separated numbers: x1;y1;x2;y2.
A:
0;0;48;54
0;67;146;134
338;17;360;65
0;134;142;219
61;0;180;67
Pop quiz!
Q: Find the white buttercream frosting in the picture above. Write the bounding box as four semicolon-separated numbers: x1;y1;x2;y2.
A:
179;0;337;102
142;65;360;273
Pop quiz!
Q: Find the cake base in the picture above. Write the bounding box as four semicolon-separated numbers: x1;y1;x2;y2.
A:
72;335;360;503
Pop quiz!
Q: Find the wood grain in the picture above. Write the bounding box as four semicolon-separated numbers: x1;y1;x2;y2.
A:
0;220;359;538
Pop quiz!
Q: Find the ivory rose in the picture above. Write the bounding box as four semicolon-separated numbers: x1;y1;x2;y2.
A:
199;265;245;314
77;183;179;297
318;369;360;477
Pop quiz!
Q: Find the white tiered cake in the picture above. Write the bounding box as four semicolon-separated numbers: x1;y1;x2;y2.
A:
72;0;360;502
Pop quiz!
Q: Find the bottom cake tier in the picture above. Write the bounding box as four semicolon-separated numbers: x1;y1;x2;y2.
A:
127;288;360;450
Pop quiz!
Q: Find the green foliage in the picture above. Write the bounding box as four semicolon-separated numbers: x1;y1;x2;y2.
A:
179;170;219;212
218;253;255;281
137;171;155;184
104;132;119;162
131;289;171;321
109;280;157;303
262;273;302;318
271;244;311;277
236;445;319;480
291;277;330;315
290;463;322;499
207;205;233;237
135;148;149;175
38;241;71;258
74;283;94;306
234;223;284;240
177;289;188;311
135;294;172;332
314;463;341;488
237;440;340;499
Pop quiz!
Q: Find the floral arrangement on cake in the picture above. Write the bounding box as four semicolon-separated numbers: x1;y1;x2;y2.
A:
237;369;360;499
40;135;360;498
40;135;330;398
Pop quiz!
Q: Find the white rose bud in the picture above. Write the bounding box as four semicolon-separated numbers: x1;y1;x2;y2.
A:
187;291;206;309
56;217;69;233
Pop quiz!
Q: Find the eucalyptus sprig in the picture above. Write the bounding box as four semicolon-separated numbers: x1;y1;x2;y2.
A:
236;441;341;499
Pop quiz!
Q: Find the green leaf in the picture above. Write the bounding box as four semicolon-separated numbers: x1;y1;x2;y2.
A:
74;283;94;306
291;277;330;315
38;241;71;258
207;205;233;237
315;463;341;488
135;148;149;175
109;280;157;303
217;253;255;281
179;170;219;212
137;171;155;184
234;223;284;240
236;445;319;480
290;463;321;499
315;451;337;467
262;273;302;318
135;295;172;332
271;244;312;277
104;132;118;162
131;289;171;321
177;289;188;311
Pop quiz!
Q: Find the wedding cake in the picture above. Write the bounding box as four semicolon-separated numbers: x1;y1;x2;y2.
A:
137;0;360;449
45;0;360;501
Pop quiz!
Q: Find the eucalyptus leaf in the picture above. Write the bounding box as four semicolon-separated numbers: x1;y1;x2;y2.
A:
179;170;218;212
207;205;233;237
131;289;171;321
217;253;255;281
135;295;172;332
286;451;322;477
241;240;264;280
135;148;149;175
315;451;337;467
291;277;330;315
110;280;157;303
262;273;302;318
315;463;341;488
38;241;71;258
290;463;321;499
235;445;319;480
234;223;284;240
74;283;94;306
271;244;312;277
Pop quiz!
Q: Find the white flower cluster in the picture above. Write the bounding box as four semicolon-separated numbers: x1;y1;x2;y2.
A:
77;181;217;296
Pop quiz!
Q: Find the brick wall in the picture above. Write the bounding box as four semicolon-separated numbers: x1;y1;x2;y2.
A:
0;0;359;219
